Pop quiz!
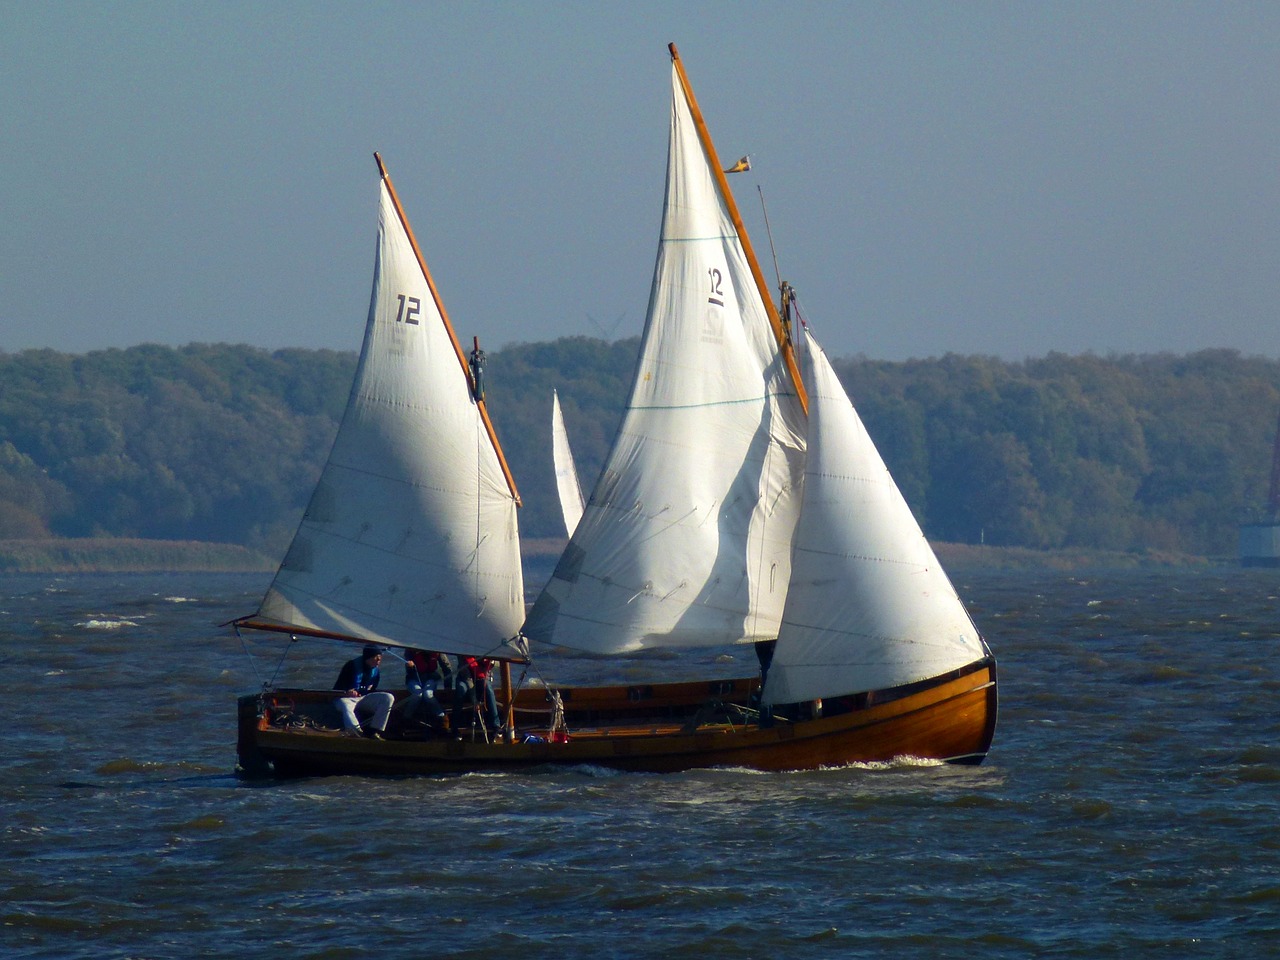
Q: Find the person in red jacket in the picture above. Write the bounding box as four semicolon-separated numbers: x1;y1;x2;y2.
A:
402;648;452;733
453;655;503;737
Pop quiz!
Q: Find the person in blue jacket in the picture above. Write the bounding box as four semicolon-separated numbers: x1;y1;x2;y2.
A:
333;645;395;739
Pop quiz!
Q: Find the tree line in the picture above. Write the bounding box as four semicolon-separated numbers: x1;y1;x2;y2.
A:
0;339;1276;558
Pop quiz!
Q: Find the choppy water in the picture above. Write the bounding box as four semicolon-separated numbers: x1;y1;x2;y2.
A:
2;568;1278;959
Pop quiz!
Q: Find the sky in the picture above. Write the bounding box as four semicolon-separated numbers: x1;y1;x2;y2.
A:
3;1;1279;362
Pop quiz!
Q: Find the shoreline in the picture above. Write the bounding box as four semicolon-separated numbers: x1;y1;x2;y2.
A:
0;536;1225;575
0;538;273;574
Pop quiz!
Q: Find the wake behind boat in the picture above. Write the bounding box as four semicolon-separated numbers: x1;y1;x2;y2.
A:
235;46;996;778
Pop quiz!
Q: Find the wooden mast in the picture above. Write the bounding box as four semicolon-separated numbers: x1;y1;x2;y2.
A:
667;43;809;415
374;152;522;505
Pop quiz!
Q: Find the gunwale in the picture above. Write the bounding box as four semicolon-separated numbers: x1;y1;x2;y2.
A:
237;657;996;777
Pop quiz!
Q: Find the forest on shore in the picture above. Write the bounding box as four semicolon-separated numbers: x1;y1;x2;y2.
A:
1;339;1277;567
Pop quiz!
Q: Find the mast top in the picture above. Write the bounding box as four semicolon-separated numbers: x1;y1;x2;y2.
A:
665;42;808;414
367;150;522;506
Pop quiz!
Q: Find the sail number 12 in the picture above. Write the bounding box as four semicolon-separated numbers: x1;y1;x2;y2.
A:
396;294;421;325
707;268;724;307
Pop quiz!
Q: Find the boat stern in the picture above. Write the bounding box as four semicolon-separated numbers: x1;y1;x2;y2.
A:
236;693;274;778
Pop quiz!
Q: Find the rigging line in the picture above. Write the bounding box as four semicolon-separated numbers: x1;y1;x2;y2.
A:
749;428;774;641
474;405;485;604
238;625;310;690
267;635;301;689
634;506;700;546
629;391;800;412
659;234;740;244
758;185;782;294
235;624;269;691
668;43;807;416
320;458;449;488
292;524;444;560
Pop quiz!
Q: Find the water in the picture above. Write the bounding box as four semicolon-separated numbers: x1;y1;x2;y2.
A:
2;568;1278;958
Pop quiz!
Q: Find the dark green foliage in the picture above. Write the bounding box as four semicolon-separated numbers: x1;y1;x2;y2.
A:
0;340;1276;557
484;336;639;543
838;349;1280;555
0;344;355;551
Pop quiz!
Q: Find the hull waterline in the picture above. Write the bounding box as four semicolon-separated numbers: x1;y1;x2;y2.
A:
238;658;997;778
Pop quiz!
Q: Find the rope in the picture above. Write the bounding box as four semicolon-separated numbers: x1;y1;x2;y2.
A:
268;708;331;733
548;691;568;742
266;636;300;689
493;638;573;741
238;626;575;742
680;699;753;734
235;624;268;690
239;629;403;692
235;624;304;692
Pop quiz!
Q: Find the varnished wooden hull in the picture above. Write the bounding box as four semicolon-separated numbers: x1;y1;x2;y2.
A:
237;657;997;778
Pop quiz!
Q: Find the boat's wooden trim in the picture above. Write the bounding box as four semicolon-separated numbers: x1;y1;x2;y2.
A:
667;43;808;416
230;617;531;665
373;152;521;506
238;658;997;777
230;617;365;643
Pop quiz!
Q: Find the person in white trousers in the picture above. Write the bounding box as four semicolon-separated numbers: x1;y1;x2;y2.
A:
332;645;395;739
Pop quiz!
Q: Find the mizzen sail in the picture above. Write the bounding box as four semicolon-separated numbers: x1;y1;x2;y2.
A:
763;323;987;704
552;389;585;536
243;167;524;656
524;58;806;654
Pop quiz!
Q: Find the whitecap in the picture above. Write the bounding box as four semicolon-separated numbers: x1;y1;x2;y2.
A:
832;755;946;772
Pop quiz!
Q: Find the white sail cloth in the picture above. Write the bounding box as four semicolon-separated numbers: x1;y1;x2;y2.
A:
762;326;987;704
524;62;807;653
252;179;524;655
551;389;585;536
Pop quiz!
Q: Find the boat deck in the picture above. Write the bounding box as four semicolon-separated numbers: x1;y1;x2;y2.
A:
237;658;997;776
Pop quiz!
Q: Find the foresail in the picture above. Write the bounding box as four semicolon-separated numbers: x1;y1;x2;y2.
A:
524;60;806;655
552;389;585;536
250;178;524;656
763;326;987;704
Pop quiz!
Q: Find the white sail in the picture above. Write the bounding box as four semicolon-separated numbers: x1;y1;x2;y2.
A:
551;389;585;536
763;325;987;704
251;178;524;656
524;62;807;654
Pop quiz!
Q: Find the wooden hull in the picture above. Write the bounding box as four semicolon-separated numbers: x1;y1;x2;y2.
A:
237;658;997;778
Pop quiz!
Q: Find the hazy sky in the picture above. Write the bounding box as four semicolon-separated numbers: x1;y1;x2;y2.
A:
4;2;1278;362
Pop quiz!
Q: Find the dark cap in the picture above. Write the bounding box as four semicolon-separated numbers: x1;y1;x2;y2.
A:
363;645;382;660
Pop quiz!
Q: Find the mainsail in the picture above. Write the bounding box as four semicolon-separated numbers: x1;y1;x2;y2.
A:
524;58;807;654
551;389;585;536
242;164;524;656
763;322;988;704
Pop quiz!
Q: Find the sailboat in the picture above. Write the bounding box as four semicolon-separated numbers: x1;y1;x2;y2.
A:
235;46;996;777
551;389;585;536
234;153;529;774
